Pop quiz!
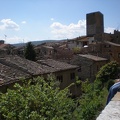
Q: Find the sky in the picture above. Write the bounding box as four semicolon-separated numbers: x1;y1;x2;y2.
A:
0;0;120;44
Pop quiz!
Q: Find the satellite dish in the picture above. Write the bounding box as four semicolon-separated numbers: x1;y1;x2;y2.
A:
84;45;88;48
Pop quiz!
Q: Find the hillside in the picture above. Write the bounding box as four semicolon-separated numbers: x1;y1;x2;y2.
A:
12;40;58;47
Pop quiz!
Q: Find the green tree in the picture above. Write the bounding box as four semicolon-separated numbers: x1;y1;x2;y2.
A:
24;42;36;61
96;61;119;85
1;60;118;120
73;61;120;120
73;47;81;54
74;79;106;120
0;76;76;120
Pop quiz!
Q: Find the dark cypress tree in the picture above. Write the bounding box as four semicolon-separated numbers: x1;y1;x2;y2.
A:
24;42;36;61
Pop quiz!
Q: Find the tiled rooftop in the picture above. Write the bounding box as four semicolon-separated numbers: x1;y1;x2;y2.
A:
79;36;93;42
68;36;93;42
104;41;120;47
0;55;78;86
0;44;9;49
0;55;51;75
37;59;78;72
0;62;30;86
78;54;108;61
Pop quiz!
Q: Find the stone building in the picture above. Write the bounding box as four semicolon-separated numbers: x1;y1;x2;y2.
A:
84;40;120;64
86;11;104;37
70;54;108;82
37;59;80;97
112;30;120;44
0;55;80;97
102;41;120;63
67;36;95;50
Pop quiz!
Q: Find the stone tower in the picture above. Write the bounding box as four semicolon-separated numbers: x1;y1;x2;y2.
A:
86;11;104;36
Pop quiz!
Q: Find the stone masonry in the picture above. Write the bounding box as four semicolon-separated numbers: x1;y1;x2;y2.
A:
96;92;120;120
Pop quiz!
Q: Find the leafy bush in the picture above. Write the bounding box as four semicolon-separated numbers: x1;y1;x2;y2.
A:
73;47;81;54
74;79;106;120
0;77;76;120
96;61;119;84
1;63;114;120
107;79;115;91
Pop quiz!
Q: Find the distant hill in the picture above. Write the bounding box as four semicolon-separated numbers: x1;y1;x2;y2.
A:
12;40;58;47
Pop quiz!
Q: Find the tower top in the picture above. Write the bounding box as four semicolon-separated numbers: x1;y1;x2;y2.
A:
86;11;103;15
86;11;104;37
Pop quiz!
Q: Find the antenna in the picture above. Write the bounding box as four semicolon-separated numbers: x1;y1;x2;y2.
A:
4;34;7;41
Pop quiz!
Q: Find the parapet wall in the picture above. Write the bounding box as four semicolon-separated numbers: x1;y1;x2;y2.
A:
96;92;120;120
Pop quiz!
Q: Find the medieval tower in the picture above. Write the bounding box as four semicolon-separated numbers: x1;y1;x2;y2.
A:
86;11;104;36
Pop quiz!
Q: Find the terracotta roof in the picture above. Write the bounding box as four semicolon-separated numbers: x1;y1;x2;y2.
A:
0;44;9;49
0;44;15;51
79;37;93;42
78;54;108;61
42;45;54;49
68;36;93;42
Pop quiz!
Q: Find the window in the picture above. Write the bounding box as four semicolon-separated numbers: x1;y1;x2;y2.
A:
57;75;63;83
104;44;111;48
77;66;81;72
110;53;112;56
76;41;79;45
97;65;99;71
70;73;75;80
108;49;112;52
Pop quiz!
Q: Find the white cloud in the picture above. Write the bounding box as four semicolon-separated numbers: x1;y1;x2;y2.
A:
105;27;115;34
21;21;27;24
50;18;54;21
0;19;20;31
7;36;23;44
0;36;29;44
50;20;86;39
50;20;119;39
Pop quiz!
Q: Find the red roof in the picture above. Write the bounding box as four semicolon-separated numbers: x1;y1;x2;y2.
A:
0;44;9;49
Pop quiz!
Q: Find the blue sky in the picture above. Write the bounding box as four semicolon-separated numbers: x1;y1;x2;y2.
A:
0;0;120;44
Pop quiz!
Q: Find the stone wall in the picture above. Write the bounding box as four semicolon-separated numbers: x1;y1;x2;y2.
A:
96;92;120;120
70;54;108;81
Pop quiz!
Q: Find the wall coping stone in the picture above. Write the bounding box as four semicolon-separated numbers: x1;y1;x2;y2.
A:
96;92;120;120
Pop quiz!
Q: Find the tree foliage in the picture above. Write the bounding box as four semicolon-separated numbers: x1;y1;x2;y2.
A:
96;61;119;84
74;79;106;120
73;47;81;54
1;60;117;120
24;42;36;61
0;76;76;120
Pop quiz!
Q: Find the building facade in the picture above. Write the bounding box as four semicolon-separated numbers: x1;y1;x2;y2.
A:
0;56;81;97
70;54;108;82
